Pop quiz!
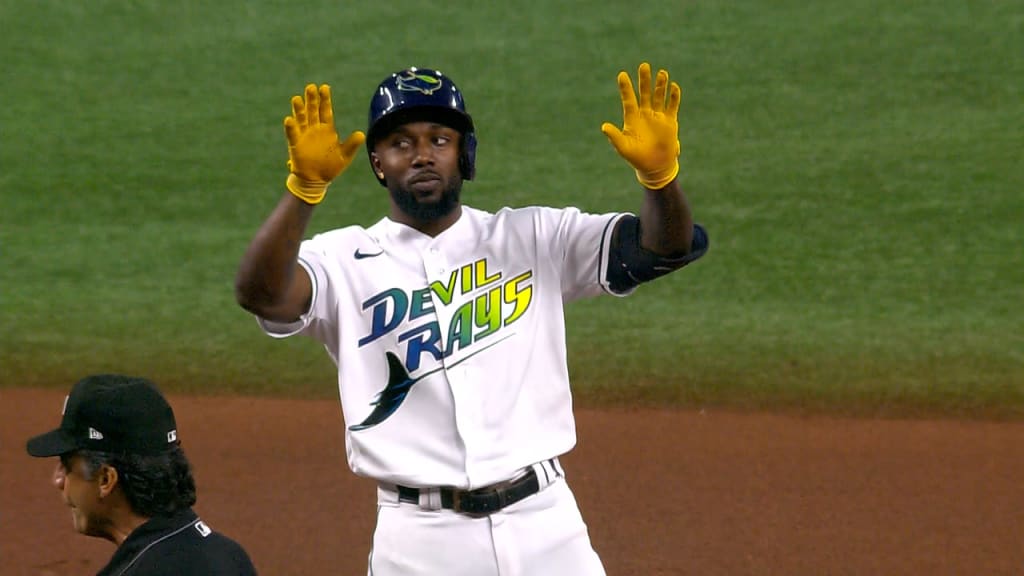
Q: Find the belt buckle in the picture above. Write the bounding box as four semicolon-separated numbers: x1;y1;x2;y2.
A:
451;487;497;517
450;489;465;514
450;489;488;517
449;470;534;516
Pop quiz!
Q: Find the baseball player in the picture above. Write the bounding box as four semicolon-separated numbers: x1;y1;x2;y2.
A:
234;62;708;575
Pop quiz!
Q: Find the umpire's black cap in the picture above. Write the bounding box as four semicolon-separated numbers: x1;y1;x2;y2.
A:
26;374;179;457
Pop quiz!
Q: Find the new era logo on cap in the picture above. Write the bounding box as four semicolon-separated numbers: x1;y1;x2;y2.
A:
88;427;104;440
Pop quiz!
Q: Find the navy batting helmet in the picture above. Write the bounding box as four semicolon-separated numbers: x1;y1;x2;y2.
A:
366;67;477;185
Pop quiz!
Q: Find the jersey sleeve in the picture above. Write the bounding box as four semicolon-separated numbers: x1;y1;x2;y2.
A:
540;206;633;302
256;235;339;346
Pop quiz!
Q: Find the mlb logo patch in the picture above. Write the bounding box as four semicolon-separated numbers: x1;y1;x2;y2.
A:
167;430;177;443
194;521;212;537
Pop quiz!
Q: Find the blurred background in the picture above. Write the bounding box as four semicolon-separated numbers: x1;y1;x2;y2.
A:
1;0;1021;417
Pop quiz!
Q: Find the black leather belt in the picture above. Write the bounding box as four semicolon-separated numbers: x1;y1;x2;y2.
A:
397;467;541;516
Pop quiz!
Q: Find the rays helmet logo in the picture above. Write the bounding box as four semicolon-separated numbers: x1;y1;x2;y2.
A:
395;70;444;95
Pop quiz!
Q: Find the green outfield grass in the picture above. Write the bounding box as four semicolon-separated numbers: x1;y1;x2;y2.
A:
2;0;1021;417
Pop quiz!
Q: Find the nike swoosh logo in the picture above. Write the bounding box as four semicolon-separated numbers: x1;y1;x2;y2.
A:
354;249;384;260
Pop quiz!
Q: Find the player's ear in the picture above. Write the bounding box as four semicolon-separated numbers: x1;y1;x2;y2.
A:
370;152;384;180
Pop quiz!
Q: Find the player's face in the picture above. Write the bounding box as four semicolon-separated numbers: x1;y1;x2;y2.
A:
373;121;464;226
54;453;113;539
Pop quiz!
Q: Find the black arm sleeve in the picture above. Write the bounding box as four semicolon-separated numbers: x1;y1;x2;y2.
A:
605;215;709;293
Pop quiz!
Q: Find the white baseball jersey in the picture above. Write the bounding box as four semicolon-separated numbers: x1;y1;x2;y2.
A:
259;205;631;489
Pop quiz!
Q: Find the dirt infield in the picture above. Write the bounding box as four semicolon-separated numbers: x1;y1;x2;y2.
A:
3;387;1022;575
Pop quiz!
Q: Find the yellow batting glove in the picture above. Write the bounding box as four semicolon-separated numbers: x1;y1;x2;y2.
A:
283;84;366;204
600;62;682;190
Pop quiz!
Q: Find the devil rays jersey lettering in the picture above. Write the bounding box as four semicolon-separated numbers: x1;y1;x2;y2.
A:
259;206;628;489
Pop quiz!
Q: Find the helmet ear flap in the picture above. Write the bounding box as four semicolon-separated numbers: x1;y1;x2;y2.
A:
460;131;477;181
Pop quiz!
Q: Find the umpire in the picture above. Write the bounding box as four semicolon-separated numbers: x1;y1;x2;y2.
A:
26;374;258;575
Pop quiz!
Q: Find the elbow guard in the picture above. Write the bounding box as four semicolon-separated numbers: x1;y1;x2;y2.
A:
606;215;709;293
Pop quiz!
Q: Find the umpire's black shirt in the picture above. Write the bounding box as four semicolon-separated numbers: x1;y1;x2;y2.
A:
96;508;257;575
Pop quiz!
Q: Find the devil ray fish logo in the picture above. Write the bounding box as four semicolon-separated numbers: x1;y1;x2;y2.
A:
395;70;443;95
349;335;513;431
349;352;417;431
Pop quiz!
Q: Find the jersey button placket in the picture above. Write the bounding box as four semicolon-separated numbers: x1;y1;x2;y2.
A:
423;245;473;485
427;246;444;274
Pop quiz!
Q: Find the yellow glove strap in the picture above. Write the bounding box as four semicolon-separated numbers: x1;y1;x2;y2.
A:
286;174;328;205
636;161;680;190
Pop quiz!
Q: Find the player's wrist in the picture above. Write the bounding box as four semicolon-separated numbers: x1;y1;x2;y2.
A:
286;173;328;205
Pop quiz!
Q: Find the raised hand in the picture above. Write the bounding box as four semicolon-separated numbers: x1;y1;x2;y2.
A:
283;84;366;204
601;63;681;190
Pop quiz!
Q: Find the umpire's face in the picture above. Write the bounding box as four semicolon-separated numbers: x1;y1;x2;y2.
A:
371;121;464;224
54;453;116;539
